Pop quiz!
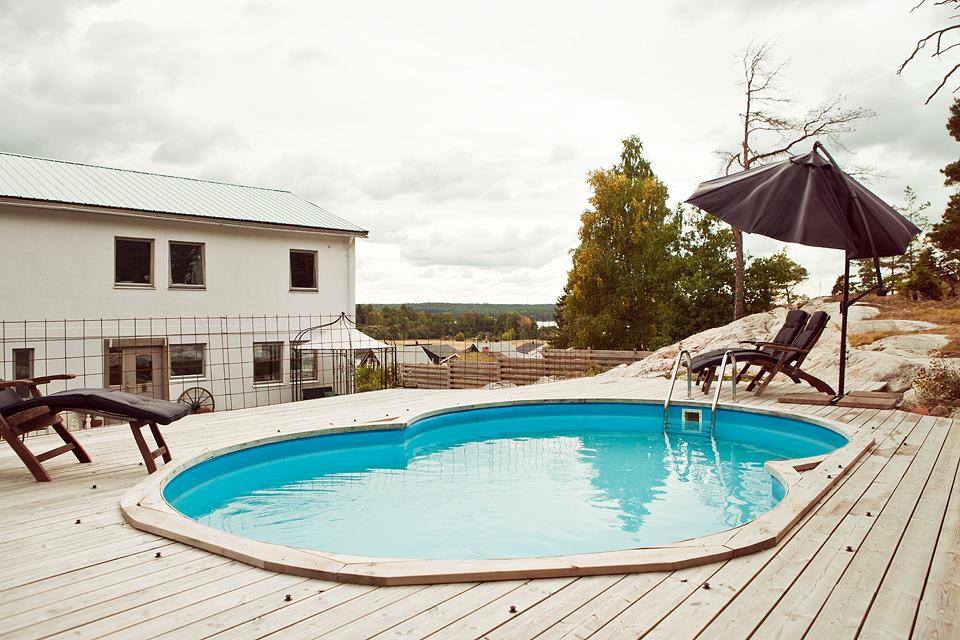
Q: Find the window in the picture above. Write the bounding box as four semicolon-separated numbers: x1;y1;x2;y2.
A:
107;347;122;387
12;348;34;380
171;344;205;377
253;342;282;383
11;348;34;398
115;238;153;285
290;250;317;290
170;242;205;287
293;342;318;381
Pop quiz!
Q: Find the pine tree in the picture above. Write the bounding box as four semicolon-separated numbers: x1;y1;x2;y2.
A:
903;248;944;301
931;100;960;296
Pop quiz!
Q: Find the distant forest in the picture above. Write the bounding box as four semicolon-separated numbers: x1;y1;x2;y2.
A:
362;303;555;321
356;303;555;341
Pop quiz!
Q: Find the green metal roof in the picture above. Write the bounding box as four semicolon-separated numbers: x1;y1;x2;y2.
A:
0;152;367;235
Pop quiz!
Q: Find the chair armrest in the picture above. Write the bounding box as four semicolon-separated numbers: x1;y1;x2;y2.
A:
751;342;810;355
0;379;34;390
737;340;763;347
28;374;76;385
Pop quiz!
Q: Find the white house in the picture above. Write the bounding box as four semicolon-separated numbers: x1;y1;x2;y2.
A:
0;152;367;412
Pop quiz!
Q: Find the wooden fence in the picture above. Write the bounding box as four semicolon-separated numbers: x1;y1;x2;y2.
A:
398;364;450;389
399;348;651;390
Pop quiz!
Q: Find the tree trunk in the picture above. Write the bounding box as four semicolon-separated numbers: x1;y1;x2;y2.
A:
733;228;745;319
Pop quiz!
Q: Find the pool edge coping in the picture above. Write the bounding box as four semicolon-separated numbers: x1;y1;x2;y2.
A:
120;397;876;586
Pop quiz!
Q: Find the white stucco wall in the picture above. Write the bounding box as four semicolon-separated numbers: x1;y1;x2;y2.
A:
0;201;362;411
0;202;357;321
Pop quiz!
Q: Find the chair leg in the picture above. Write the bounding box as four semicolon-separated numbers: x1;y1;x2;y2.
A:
736;364;751;384
795;369;837;395
1;413;94;482
1;423;52;482
149;423;172;464
754;355;790;396
753;370;774;395
130;421;172;474
702;368;715;394
51;419;92;463
745;366;768;391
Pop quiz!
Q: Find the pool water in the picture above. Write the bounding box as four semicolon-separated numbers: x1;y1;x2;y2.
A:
165;402;846;560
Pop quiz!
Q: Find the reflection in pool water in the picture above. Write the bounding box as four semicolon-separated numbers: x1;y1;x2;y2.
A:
165;403;844;560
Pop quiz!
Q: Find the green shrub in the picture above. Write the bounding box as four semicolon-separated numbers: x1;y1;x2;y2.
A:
355;366;389;393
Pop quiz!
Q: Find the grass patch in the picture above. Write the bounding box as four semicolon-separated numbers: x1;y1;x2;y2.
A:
848;329;922;348
857;295;960;358
939;336;960;358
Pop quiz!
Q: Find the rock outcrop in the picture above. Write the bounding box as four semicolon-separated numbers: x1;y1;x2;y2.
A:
603;297;946;392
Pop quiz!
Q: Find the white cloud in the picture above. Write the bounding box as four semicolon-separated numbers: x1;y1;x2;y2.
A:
400;226;572;270
359;152;512;202
0;0;951;303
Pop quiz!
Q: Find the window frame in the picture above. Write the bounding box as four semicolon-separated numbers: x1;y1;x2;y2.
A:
170;343;206;378
114;236;155;288
106;346;123;388
168;241;206;289
252;341;283;385
11;348;34;398
289;249;319;291
292;341;318;382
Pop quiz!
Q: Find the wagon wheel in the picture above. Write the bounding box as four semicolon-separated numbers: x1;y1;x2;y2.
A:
178;387;215;414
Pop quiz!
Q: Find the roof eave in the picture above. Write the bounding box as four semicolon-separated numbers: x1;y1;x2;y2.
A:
0;196;370;238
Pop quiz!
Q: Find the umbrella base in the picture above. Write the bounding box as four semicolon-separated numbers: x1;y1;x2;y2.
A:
777;392;833;406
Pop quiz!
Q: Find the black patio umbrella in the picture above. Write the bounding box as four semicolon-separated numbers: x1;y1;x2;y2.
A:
685;142;921;399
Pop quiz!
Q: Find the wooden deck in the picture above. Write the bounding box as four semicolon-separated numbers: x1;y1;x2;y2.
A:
1;376;957;639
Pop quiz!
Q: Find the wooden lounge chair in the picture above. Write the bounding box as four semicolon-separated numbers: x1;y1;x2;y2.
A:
0;375;188;482
737;311;835;396
692;309;810;393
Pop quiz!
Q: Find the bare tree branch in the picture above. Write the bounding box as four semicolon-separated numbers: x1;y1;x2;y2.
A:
718;41;874;319
898;24;960;74
900;0;960;103
927;62;960;103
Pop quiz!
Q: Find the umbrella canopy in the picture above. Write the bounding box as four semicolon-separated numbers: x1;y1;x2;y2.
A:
684;142;921;400
686;147;920;259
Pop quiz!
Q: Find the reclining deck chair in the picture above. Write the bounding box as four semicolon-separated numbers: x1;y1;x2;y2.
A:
692;309;810;393
738;310;835;396
0;374;188;482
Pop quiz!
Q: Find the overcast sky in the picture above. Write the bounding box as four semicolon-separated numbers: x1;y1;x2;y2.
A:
1;1;955;303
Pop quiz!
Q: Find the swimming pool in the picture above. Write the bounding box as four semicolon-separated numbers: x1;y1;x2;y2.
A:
162;402;848;562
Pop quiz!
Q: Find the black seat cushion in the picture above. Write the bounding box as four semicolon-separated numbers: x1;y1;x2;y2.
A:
0;387;26;413
0;388;189;425
690;347;767;372
689;309;812;373
767;309;810;351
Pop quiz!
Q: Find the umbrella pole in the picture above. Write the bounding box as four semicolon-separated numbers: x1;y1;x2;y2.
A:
837;254;851;400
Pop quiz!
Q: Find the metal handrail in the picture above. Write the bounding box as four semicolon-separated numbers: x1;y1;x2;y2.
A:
710;350;738;432
663;350;693;428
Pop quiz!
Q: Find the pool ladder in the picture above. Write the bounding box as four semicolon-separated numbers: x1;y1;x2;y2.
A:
663;350;693;430
663;349;738;435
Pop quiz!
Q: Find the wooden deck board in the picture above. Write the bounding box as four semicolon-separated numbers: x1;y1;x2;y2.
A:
696;412;924;640
0;377;956;639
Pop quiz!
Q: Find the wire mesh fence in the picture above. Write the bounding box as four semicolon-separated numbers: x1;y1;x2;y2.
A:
0;315;393;421
1;315;652;435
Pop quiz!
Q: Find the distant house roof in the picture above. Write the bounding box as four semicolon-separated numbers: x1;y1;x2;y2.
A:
0;152;367;236
516;341;544;354
421;344;458;359
396;345;434;365
466;341;539;358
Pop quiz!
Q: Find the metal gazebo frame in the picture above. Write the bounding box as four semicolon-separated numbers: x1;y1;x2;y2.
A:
290;312;397;400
